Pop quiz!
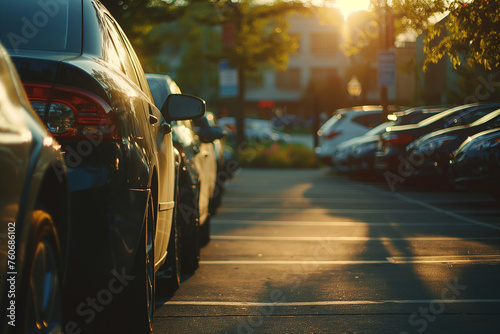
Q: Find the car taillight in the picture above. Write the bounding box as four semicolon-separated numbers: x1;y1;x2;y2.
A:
324;130;342;139
384;133;414;146
24;83;119;142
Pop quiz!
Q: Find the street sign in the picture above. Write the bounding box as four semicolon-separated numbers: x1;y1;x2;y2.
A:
219;60;238;98
378;50;396;87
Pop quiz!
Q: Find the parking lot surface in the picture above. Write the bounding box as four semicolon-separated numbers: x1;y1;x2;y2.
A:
154;168;500;333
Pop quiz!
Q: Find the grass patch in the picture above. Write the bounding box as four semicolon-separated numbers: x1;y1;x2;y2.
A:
235;141;320;168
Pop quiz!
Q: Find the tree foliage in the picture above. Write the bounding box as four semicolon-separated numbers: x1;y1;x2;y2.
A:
392;0;500;70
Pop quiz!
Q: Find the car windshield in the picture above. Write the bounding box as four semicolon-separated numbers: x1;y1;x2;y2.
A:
0;0;81;54
417;105;473;126
365;121;394;136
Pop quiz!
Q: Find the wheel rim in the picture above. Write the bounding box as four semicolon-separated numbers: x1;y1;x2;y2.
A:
26;240;62;334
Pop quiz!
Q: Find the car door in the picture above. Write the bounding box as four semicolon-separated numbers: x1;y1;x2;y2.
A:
104;15;174;268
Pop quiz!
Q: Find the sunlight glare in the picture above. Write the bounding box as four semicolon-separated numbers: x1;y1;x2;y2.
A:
335;0;371;19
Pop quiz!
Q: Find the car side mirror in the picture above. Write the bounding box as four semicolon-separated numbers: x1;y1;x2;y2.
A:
199;126;225;143
161;94;205;121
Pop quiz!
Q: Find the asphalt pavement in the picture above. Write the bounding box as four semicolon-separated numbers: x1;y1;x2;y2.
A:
154;168;500;334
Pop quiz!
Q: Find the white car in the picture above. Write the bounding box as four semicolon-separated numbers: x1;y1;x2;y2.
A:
315;106;386;165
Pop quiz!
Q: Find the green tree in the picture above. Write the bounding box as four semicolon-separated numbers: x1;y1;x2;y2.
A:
391;0;500;70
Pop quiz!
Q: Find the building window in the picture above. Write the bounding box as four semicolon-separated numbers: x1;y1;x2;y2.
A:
310;33;338;56
276;68;301;90
310;67;338;85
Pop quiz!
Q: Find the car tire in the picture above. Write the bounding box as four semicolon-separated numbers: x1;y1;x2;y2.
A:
120;195;155;333
22;210;63;334
200;215;211;247
179;185;200;274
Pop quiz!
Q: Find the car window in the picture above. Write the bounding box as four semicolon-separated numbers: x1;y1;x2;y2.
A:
445;105;499;127
319;114;344;132
352;113;381;128
0;0;81;54
114;21;154;102
147;77;169;110
104;15;140;87
365;121;394;136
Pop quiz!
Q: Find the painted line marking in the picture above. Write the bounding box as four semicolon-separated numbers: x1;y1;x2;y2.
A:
387;255;500;263
210;235;500;241
218;207;500;214
160;299;500;307
200;260;389;265
391;192;500;231
200;257;500;265
222;197;394;202
211;220;480;227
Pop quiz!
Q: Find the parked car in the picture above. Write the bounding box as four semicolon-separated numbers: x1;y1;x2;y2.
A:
406;107;500;178
449;128;500;199
375;103;500;173
0;42;69;334
0;1;204;332
387;106;450;125
332;121;394;174
193;111;227;216
316;106;401;165
146;73;222;266
218;117;291;144
271;114;309;131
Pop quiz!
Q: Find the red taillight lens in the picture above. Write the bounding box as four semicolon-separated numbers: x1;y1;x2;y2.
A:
324;130;342;139
384;133;414;146
24;83;119;141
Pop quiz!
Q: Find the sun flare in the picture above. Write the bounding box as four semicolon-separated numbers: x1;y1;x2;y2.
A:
335;0;371;19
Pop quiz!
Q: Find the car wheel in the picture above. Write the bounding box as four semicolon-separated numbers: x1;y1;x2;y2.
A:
179;185;200;274
121;195;155;333
157;208;181;296
200;215;211;247
23;210;63;334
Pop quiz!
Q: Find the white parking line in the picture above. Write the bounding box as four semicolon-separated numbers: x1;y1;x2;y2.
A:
200;256;500;265
222;197;394;203
210;235;500;241
218;207;500;214
387;255;500;263
211;219;478;227
392;193;500;231
160;299;500;307
200;260;389;265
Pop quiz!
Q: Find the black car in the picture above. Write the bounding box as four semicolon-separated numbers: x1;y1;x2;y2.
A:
146;73;224;266
332;121;394;174
0;42;69;334
192;111;227;215
406;107;500;178
449;128;500;199
375;103;500;173
387;106;450;125
0;1;204;332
